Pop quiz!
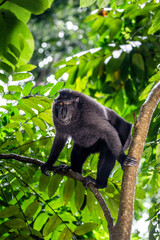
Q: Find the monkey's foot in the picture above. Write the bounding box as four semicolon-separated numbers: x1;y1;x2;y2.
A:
83;176;96;188
122;156;137;170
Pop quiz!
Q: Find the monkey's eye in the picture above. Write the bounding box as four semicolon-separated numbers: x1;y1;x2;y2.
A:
65;102;71;105
59;102;63;106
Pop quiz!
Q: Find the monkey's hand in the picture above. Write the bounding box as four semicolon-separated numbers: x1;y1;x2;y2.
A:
41;163;70;176
83;176;96;188
41;162;55;176
53;164;70;173
121;156;137;170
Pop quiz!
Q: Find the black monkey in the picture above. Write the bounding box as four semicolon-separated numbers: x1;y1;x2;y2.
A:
41;90;137;189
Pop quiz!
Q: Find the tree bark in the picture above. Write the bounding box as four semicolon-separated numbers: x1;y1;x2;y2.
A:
110;81;160;240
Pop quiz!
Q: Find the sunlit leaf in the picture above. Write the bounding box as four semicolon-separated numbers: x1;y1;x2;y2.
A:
12;73;32;81
8;0;53;15
87;188;95;213
0;206;19;218
58;227;72;240
8;85;22;92
49;81;64;96
25;200;40;218
34;213;49;231
63;178;75;204
5;218;26;229
23;124;34;138
74;222;97;236
22;81;33;96
43;215;62;236
80;0;96;8
48;174;63;198
75;181;85;210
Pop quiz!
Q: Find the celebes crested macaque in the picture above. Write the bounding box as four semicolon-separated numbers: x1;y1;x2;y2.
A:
41;90;137;189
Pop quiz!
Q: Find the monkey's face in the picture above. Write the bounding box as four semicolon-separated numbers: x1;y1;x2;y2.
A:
53;98;79;125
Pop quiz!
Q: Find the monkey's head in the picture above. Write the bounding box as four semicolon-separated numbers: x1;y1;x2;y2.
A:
53;90;80;125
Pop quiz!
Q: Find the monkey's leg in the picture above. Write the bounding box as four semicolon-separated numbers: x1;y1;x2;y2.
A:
102;123;137;169
71;144;90;174
96;146;116;189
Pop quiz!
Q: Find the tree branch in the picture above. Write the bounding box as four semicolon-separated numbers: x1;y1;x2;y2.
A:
0;153;114;231
111;81;160;240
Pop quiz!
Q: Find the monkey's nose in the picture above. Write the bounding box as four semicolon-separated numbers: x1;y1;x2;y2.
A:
61;107;67;119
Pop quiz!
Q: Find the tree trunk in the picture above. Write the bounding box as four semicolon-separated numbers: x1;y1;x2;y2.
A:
110;81;160;240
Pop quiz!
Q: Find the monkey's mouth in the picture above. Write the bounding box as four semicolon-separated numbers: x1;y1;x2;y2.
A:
55;116;71;125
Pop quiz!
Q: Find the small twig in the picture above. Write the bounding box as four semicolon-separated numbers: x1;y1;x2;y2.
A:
0;0;7;6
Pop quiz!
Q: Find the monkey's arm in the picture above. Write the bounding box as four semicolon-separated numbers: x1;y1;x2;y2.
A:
41;133;68;175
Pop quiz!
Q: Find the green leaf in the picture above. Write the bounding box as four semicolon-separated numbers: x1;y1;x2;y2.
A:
149;72;160;83
63;178;75;204
3;93;17;100
12;73;32;81
14;131;23;144
91;17;104;34
66;65;78;85
0;73;8;83
25;201;40;218
0;61;13;74
22;81;33;96
49;81;64;96
75;181;85;210
0;10;34;66
32;117;46;131
0;206;19;218
55;66;70;80
31;86;42;95
3;51;18;65
97;0;110;8
0;85;4;93
58;227;73;240
135;187;146;200
23;124;34;138
39;174;50;192
8;43;20;58
148;12;160;34
139;83;154;101
132;53;145;81
43;215;62;237
48;174;63;198
5;218;26;229
5;122;19;129
34;213;49;231
1;1;31;23
80;0;96;7
74;222;98;236
16;64;36;72
39;112;53;125
8;0;53;15
8;85;22;92
11;115;26;121
17;104;35;116
87;188;95;213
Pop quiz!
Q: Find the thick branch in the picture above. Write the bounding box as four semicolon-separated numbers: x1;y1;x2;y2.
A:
0;153;114;230
111;81;160;240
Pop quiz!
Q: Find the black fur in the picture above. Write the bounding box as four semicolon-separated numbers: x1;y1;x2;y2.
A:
41;90;137;188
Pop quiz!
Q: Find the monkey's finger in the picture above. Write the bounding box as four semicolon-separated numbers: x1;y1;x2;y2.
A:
83;176;96;188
